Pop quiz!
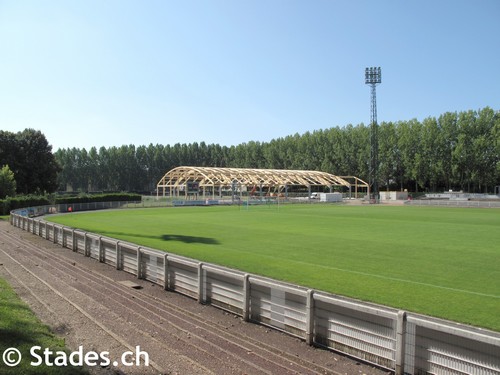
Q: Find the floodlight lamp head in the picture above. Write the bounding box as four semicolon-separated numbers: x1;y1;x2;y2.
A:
365;66;381;85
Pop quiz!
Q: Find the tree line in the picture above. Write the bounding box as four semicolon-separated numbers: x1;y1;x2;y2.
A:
0;129;59;198
0;108;498;198
54;107;500;194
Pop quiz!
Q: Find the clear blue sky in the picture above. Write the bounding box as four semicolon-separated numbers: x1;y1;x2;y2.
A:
1;0;499;151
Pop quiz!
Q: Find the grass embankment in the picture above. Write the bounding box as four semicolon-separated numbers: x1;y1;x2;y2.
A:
47;204;500;331
0;277;87;374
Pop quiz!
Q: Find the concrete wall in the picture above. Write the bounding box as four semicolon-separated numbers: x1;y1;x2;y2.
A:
319;193;343;202
380;191;409;201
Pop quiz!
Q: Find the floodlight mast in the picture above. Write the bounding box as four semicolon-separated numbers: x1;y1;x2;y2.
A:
365;67;381;203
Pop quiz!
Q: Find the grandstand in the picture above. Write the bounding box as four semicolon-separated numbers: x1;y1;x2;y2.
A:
156;166;369;199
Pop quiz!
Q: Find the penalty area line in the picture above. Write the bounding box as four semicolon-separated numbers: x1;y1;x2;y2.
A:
290;259;500;299
197;247;500;299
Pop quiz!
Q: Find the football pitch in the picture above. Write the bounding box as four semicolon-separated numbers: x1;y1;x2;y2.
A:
47;204;500;331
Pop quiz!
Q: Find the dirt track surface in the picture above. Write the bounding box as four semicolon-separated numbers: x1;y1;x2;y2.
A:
0;221;389;375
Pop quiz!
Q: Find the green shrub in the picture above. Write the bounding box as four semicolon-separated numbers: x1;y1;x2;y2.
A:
55;193;141;205
1;193;141;214
0;195;51;215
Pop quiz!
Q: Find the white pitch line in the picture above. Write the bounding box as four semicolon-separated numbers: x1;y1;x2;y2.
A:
223;247;500;299
290;259;500;299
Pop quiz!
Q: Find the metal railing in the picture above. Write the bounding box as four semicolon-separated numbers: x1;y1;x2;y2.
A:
406;199;500;208
9;209;500;375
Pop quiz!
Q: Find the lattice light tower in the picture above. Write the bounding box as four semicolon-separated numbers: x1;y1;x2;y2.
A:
365;67;381;202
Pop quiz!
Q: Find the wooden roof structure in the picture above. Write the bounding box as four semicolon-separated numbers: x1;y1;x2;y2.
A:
157;166;368;197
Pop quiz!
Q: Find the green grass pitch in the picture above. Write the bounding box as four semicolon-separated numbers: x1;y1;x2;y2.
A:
47;204;500;331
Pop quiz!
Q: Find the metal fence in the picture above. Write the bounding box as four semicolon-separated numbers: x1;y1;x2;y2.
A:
12;201;167;218
406;200;500;208
9;210;500;375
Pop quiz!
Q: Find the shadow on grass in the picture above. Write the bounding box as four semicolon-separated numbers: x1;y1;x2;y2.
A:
95;230;220;246
161;234;219;245
0;326;39;349
0;301;41;344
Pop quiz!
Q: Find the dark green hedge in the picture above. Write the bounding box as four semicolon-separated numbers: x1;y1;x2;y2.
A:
0;195;51;215
1;193;142;215
55;193;141;205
